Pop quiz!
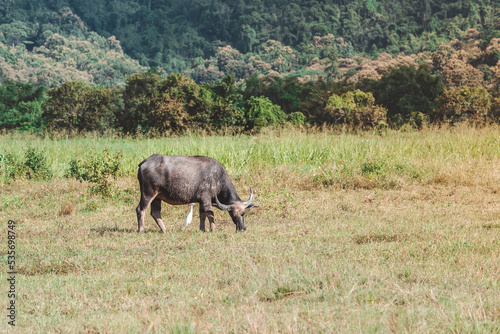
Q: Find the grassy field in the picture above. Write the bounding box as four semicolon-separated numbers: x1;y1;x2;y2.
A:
1;126;499;333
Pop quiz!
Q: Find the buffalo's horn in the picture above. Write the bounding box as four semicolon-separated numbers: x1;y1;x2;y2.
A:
244;186;254;207
215;194;230;211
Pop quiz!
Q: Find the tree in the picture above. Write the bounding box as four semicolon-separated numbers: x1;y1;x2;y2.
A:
210;75;246;129
0;80;47;131
120;71;164;133
121;72;217;134
214;46;245;80
44;82;121;132
0;21;32;46
370;64;444;124
432;42;485;89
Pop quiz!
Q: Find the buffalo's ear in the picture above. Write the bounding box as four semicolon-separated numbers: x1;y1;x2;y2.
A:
246;203;259;209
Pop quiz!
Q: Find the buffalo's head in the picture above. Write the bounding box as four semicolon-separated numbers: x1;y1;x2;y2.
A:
214;187;258;232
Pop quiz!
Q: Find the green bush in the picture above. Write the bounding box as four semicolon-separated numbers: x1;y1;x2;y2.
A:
288;111;306;125
325;89;387;129
23;148;53;180
68;149;122;197
0;154;23;180
244;76;304;114
210;75;246;129
246;96;287;130
0;148;52;180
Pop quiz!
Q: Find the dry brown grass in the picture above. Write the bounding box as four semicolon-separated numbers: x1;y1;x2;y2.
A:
0;127;499;332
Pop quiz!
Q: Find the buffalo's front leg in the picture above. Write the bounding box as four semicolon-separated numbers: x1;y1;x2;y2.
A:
199;200;216;232
150;199;167;233
199;210;215;232
209;215;216;232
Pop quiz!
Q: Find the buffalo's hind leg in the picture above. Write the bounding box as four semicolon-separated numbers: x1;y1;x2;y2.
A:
150;198;167;233
136;192;156;233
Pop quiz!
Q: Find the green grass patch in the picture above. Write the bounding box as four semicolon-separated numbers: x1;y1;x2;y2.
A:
2;125;499;189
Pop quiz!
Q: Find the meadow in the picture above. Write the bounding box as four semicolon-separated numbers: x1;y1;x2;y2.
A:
1;126;499;333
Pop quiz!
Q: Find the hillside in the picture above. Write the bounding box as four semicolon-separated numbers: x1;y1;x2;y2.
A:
0;0;498;86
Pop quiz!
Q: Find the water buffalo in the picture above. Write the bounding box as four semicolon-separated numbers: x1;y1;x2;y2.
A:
136;154;257;233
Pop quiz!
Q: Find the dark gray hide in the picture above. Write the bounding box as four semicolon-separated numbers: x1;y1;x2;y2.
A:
136;154;257;233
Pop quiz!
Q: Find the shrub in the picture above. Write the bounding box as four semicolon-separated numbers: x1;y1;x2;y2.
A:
0;148;52;180
288;112;306;125
0;154;23;180
325;89;387;129
68;149;122;197
434;87;492;124
246;96;287;130
23;148;53;180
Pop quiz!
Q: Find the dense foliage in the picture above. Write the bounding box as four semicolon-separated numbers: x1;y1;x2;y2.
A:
0;1;499;133
0;28;146;88
434;86;493;124
367;64;444;125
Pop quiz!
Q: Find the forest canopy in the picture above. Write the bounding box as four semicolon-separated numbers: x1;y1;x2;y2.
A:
1;0;498;81
0;0;499;134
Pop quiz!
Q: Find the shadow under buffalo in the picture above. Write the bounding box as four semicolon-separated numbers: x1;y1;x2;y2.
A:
90;226;138;235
